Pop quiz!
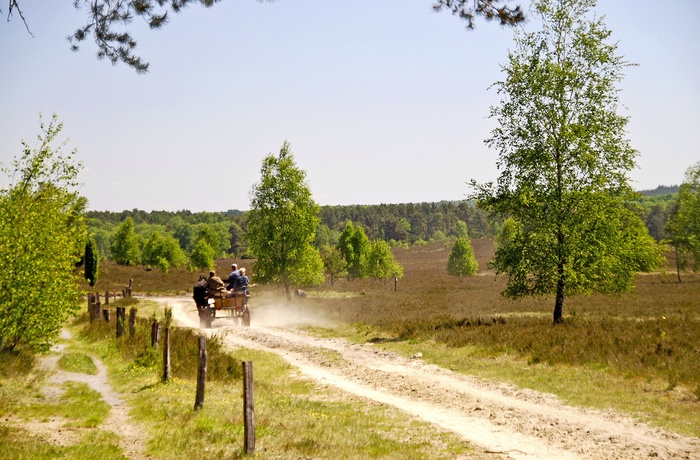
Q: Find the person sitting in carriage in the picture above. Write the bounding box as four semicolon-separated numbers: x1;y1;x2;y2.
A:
233;267;251;296
206;270;228;297
225;263;240;290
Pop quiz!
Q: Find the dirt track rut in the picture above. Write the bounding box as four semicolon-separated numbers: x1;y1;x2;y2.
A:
159;296;699;460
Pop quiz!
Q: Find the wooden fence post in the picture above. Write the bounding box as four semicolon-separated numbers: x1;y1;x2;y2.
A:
162;327;171;382
129;308;137;337
93;301;102;322
116;307;125;338
151;321;161;348
104;291;109;305
242;361;255;455
87;293;96;322
102;309;110;322
194;335;207;411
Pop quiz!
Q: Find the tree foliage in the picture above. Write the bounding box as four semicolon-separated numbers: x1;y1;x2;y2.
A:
247;141;324;300
0;114;86;352
666;162;700;280
433;0;524;29
320;245;346;287
109;216;141;265
189;238;215;271
366;240;404;280
447;237;478;282
193;222;230;258
141;230;188;272
473;0;662;324
84;235;99;287
337;221;370;280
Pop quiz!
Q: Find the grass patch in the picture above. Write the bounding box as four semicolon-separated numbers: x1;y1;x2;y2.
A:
78;240;700;445
23;381;111;428
0;425;123;460
65;304;478;459
57;352;98;375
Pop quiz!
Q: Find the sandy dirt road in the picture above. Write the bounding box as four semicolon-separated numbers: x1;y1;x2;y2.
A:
156;296;699;460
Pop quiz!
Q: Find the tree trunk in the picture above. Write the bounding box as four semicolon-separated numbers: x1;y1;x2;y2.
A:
553;266;565;324
675;245;682;283
284;284;291;301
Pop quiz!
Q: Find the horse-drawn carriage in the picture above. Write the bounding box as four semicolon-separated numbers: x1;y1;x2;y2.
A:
198;290;251;329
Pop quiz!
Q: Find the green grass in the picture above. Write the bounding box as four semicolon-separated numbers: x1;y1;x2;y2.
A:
54;239;700;449
8;240;700;458
0;428;123;460
60;310;480;459
22;381;111;428
0;310;480;459
379;338;700;437
311;316;700;437
57;352;98;375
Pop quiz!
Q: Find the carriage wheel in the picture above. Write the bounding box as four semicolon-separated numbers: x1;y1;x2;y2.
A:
242;307;251;327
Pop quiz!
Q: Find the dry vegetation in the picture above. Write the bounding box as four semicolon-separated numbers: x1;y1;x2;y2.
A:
86;239;700;402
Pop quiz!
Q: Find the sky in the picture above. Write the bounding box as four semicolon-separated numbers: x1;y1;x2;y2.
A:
1;1;698;213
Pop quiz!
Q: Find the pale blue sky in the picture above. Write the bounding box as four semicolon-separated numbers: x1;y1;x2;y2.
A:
1;1;698;212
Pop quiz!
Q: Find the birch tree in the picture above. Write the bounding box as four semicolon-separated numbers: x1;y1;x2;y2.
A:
473;0;662;324
0;115;86;351
247;141;324;300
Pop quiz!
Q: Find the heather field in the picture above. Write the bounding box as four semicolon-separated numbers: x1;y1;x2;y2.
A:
87;238;700;407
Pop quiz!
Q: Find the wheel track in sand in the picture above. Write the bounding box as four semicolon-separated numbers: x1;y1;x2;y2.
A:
158;296;699;460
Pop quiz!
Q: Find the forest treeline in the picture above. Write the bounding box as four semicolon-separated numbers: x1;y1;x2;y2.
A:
86;185;678;264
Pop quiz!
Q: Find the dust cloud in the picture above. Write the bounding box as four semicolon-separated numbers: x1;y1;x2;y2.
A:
249;300;337;329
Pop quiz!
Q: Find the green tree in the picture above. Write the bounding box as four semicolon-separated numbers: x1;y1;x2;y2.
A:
6;1;523;73
447;237;478;282
451;219;469;238
172;218;195;251
666;162;700;281
189;239;215;271
320;245;347;287
394;217;411;242
193;222;230;258
141;230;188;273
0;115;86;351
247;141;325;300
109;216;141;265
314;223;339;249
228;222;246;257
473;0;662;324
90;226;112;258
337;221;370;280
366;240;404;281
84;235;99;287
645;204;669;242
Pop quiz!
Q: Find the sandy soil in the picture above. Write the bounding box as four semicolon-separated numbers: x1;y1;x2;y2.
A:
33;329;151;459
156;295;700;460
